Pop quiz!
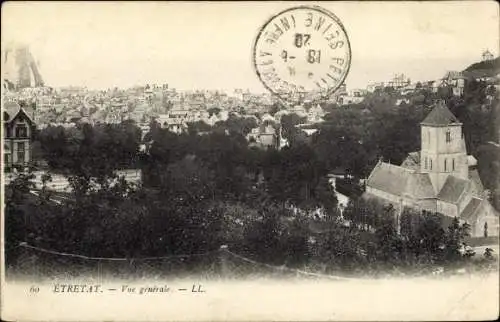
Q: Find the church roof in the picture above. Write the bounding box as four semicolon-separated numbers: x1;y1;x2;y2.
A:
366;162;438;200
437;176;470;204
403;173;436;199
421;101;460;126
460;197;482;221
366;162;414;197
401;151;420;170
468;169;484;194
467;155;477;167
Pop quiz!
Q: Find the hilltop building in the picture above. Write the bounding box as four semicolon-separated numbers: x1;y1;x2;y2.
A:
365;101;499;237
482;50;494;62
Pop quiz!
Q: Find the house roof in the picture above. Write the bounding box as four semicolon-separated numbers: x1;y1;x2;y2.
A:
437;175;470;204
442;71;466;80
4;100;21;117
366;162;414;197
460;197;483;221
421;101;460;126
3;100;35;123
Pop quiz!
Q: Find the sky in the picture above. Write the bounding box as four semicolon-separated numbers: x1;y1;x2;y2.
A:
2;1;499;92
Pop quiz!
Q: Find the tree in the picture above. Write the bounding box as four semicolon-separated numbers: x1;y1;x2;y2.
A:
444;217;471;262
241;203;287;265
280;113;307;145
269;102;282;115
375;217;402;265
314;224;368;271
187;120;212;134
261;143;326;208
38;121;141;177
342;198;388;232
414;213;445;263
207;107;221;116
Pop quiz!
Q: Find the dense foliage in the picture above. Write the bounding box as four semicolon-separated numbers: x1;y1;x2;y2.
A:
5;78;499;277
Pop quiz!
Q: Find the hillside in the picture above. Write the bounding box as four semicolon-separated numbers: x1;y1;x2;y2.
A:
463;57;500;78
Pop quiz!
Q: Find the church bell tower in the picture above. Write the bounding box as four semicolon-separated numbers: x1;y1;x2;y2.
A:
420;100;468;192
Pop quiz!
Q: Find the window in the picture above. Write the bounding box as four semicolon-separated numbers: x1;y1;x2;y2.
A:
452;159;455;171
424;157;428;169
444;159;447;172
15;125;28;138
430;158;433;170
445;130;451;143
428;130;431;144
17;142;25;163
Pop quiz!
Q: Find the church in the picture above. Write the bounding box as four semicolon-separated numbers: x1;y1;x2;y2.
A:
364;100;499;237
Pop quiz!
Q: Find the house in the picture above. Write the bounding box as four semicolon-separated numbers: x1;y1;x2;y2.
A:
338;95;363;105
428;80;440;93
387;74;411;89
260;113;275;123
441;71;466;96
307;104;326;123
156;111;189;134
3;100;36;172
289;105;308;118
337;89;365;105
247;123;278;149
400;83;417;95
364;100;499;237
366;82;385;93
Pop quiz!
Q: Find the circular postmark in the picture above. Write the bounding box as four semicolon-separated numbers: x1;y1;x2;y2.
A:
253;6;351;104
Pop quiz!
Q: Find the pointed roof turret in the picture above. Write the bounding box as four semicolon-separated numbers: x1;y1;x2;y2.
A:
421;100;460;126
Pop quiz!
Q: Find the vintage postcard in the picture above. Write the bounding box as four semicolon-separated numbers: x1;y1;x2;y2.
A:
1;1;499;321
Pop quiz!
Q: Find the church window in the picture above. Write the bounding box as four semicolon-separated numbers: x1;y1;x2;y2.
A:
444;159;447;172
452;159;455;171
430;159;432;170
446;130;451;143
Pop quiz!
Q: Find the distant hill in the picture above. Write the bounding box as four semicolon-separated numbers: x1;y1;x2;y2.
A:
463;57;500;79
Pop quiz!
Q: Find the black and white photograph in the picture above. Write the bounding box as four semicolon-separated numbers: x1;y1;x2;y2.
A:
1;1;499;321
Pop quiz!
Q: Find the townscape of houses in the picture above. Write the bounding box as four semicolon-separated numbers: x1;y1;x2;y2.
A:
3;49;499;171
